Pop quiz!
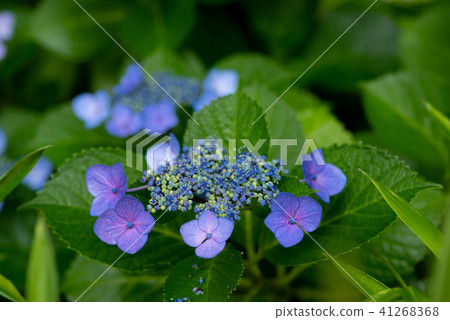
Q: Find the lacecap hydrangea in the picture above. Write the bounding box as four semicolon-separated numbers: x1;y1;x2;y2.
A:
85;134;347;258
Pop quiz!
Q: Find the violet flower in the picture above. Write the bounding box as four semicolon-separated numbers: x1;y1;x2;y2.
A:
265;193;322;248
105;104;142;138
86;163;127;216
142;100;179;133
180;210;234;259
94;195;155;254
301;149;346;203
145;133;180;172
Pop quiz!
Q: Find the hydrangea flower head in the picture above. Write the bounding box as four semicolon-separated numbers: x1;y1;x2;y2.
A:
72;90;110;129
142;100;179;133
94;195;155;254
265;193;322;248
180;210;234;259
86;163;127;216
106;104;142;138
145;133;180;172
0;126;6;157
0;11;15;42
22;156;53;191
113;64;144;95
301;149;346;203
193;69;239;112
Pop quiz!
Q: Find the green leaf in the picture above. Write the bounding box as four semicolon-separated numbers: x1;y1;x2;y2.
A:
262;144;438;266
349;189;446;284
118;0;196;57
290;10;398;91
215;53;293;90
0;107;41;158
62;255;164;302
278;176;315;198
371;286;429;302
242;83;305;169
164;249;243;302
329;258;388;300
23;148;192;273
29;0;117;60
0;273;26;302
0;145;52;202
28;105;119;167
183;93;270;156
432;205;450;302
25;215;59;302
401;6;450;96
362;72;449;171
425;102;450;141
359;169;443;259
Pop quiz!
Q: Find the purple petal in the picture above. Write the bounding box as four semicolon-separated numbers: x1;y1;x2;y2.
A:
271;192;300;217
106;104;142;138
115;195;145;222
180;220;207;247
71;91;110;129
133;211;155;235
301;148;326;175
113;64;144;95
274;224;304;248
145;133;180;172
94;209;127;245
310;163;347;203
295;196;322;232
198;210;219;233
212;218;234;242
110;163;127;193
90;192;121;217
195;239;226;259
117;228;148;254
22;156;53;191
264;210;290;233
203;69;239;97
86;164;114;196
142;101;179;133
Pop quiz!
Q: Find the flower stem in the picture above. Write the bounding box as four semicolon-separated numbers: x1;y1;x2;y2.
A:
126;185;149;193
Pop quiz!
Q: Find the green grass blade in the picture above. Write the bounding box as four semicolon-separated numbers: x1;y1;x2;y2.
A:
360;169;443;259
329;258;389;300
0;273;26;302
25;215;59;302
432;213;450;301
0;145;53;202
424;101;450;140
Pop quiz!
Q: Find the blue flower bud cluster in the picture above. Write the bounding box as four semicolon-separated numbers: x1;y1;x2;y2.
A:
140;144;287;221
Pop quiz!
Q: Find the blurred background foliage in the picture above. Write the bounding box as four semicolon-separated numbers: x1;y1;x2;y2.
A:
0;0;449;302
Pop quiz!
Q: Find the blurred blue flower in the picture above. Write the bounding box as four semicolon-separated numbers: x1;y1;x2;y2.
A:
106;104;142;138
180;210;234;259
301;149;346;203
142;100;179;133
72;90;110;129
0;201;3;212
264;193;322;248
0;126;7;157
0;11;15;62
145;133;180;172
94;195;155;254
22;156;53;191
0;11;15;42
113;64;144;95
86;163;127;216
193;69;239;112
